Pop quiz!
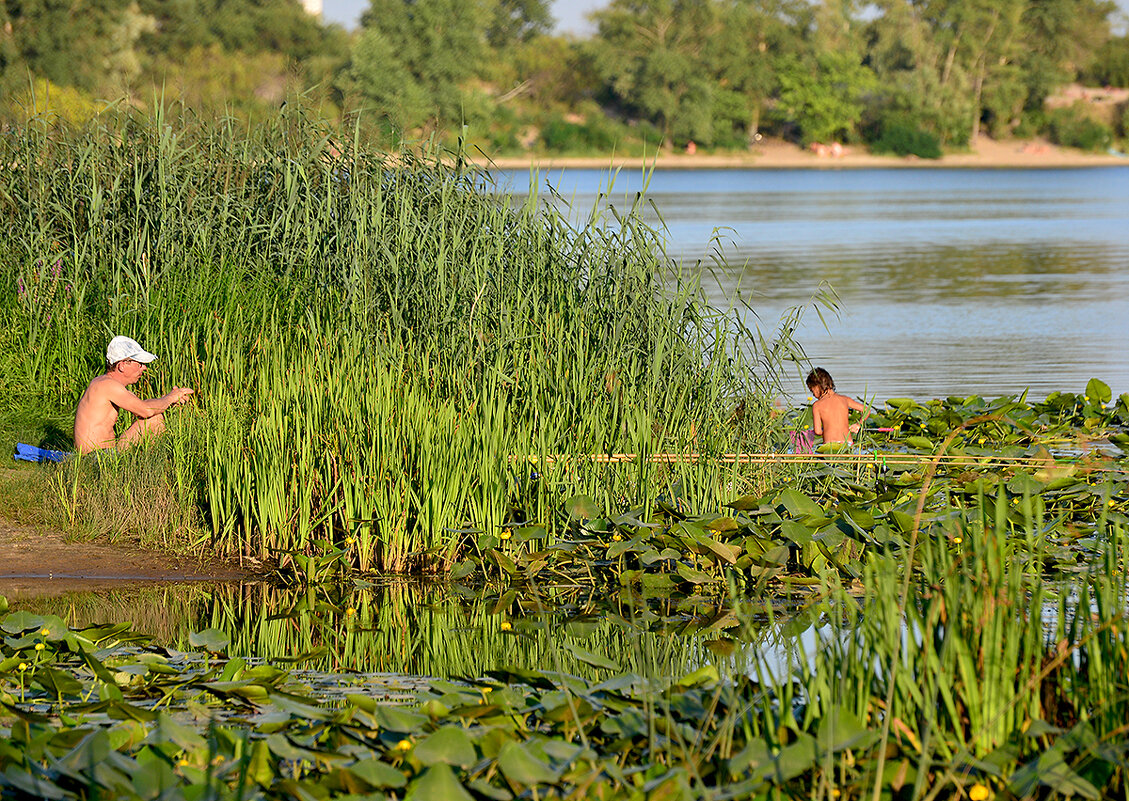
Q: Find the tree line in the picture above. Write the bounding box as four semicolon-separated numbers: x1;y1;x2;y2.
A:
2;0;1128;155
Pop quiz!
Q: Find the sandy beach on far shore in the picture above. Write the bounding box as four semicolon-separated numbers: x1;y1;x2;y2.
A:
478;135;1129;171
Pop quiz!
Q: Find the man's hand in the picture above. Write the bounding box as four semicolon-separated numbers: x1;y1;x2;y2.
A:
171;387;195;405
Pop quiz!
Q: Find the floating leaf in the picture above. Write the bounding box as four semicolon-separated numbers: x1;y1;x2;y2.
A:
1085;378;1112;405
498;741;561;786
563;495;601;521
413;726;476;768
348;758;407;789
406;763;475;801
188;628;230;653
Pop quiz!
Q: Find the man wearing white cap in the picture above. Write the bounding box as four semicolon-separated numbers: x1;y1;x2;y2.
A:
74;335;195;453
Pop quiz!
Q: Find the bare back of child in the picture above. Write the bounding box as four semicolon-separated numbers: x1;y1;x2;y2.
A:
806;367;869;446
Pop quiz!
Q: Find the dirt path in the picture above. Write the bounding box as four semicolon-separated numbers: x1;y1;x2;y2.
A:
0;516;256;601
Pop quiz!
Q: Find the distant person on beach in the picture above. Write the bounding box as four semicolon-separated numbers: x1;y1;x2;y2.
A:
74;336;195;454
806;367;869;446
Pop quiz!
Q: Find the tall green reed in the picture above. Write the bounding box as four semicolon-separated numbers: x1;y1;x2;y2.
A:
1;107;806;572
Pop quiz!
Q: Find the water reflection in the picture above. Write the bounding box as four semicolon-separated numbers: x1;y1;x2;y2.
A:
13;580;809;680
496;167;1129;400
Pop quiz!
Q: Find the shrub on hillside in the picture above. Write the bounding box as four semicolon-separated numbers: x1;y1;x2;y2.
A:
1047;106;1111;151
540;114;620;152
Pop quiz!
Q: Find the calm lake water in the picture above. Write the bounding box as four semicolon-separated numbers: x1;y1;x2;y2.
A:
496;167;1129;403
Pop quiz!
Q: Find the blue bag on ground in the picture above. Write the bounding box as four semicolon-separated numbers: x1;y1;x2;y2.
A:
13;443;71;463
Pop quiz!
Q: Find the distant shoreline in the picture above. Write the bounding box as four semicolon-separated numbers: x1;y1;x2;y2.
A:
476;136;1129;171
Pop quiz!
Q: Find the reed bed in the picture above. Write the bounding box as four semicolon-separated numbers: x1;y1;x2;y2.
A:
0;109;796;572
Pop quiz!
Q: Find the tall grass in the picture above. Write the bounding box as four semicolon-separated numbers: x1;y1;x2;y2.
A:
1;108;802;571
742;496;1129;796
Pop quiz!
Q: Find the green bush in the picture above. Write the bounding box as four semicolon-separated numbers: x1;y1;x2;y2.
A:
1047;106;1111;151
539;114;620;152
1012;109;1047;140
868;117;942;159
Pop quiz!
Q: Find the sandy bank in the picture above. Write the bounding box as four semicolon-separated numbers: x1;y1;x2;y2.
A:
479;135;1129;171
0;516;257;600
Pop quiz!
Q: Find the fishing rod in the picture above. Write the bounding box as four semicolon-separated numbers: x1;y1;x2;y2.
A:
509;451;1126;471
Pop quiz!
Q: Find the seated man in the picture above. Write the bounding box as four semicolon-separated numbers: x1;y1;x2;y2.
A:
74;335;195;454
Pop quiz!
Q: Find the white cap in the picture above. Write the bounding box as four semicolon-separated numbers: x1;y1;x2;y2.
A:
106;335;157;365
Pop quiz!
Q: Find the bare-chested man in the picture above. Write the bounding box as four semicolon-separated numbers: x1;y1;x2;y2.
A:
74;336;195;454
806;367;869;446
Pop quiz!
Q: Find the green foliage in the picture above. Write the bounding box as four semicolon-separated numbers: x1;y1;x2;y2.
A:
3;0;1127;153
775;50;876;144
868;115;943;159
341;0;486;132
588;0;717;143
0;79;112;126
1084;34;1129;88
4;503;1129;798
539;113;621;152
0;0;154;90
484;0;552;48
1047;104;1112;151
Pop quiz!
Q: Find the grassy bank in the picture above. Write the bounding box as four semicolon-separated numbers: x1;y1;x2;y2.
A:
0;109;804;572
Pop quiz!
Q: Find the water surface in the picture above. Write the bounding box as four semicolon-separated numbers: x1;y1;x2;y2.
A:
496;167;1129;402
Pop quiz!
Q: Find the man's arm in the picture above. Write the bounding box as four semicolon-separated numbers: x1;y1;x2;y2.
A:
104;382;194;418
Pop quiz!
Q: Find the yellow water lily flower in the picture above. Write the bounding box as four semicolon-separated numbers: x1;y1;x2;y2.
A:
35;643;45;651
953;537;962;545
18;663;27;671
500;621;512;631
611;533;622;542
969;783;990;801
395;739;412;751
345;607;356;616
500;529;512;540
40;628;50;636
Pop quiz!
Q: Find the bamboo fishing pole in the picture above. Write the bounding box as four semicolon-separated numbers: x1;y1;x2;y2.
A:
509;451;1126;471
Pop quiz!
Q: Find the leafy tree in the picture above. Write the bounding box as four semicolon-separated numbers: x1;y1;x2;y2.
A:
1;0;155;90
485;0;552;48
589;0;717;145
1019;0;1114;106
341;0;486;132
775;50;876;142
138;0;341;62
1084;35;1129;87
706;0;811;144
